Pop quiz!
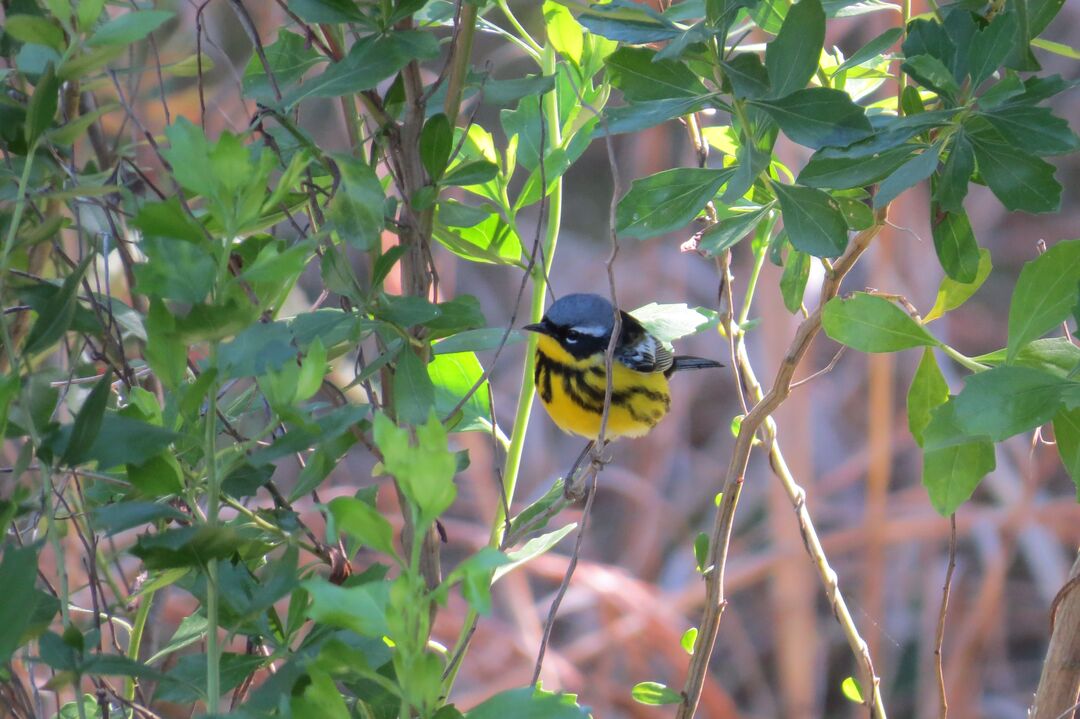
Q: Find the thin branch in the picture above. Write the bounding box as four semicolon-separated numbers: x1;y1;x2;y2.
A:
935;514;958;719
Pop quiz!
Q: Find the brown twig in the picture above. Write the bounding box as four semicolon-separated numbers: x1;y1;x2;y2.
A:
1031;550;1080;719
935;514;958;718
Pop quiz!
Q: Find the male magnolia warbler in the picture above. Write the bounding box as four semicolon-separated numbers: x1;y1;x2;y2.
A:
523;293;723;440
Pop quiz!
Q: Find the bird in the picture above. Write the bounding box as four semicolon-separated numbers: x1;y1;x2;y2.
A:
523;293;723;441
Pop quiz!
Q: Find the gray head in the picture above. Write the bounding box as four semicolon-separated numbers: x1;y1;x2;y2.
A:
523;293;617;358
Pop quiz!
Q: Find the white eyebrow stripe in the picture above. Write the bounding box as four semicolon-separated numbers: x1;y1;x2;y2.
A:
572;325;608;336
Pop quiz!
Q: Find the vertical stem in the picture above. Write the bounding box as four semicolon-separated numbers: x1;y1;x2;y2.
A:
124;588;155;716
444;3;478;127
205;374;220;713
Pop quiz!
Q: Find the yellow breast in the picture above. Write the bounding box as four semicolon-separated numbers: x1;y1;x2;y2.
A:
533;335;672;440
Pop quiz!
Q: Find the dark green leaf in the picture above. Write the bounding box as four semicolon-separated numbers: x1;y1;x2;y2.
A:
493;526;576;582
60;372;111;466
466;688;589;719
977;105;1080;156
933;132;974;213
924;248;992;322
421;113;453;180
78;415;178;469
799;145;918;189
773;183;849;258
133;236;216;303
88;10;173;47
780;249;811;313
632;682;683;706
282;31;438;107
693;531;710;572
217;321;296;379
578;5;681;44
908;348;949;445
328;156;385;250
605;47;707;101
720;54;771;99
90;502;185;536
481;75;556;106
902;54;960;99
380;295;441;327
303;575;389;637
818;110;956;159
822;292;940;351
433;328;526;355
921;401;996;514
153;653;263;703
130;197;206;244
1006;239;1080;361
931;205;979;283
0;544;41;664
965;114;1061;213
1052;407;1080;498
1029;0;1066;36
974;338;1080;378
836;27;903;75
952;366;1069;440
970;12;1019;87
288;0;367;23
751;88;873;150
600;95;712;136
221;462;274;497
24;255;90;356
25;62;58;146
616;168;734;240
765;0;825;97
242;30;324;101
874;143;942;208
427;295;486;336
393;348;435;425
131;525;242;569
902;18;956;71
697;206;772;256
442;160;499;187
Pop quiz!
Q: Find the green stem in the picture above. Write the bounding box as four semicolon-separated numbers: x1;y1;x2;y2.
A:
205;371;221;714
940;344;989;373
441;43;563;698
444;3;478;127
498;0;544;56
0;143;38;373
124;588;155;716
737;242;768;328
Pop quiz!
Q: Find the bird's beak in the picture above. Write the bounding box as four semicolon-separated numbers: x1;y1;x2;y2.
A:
523;322;549;335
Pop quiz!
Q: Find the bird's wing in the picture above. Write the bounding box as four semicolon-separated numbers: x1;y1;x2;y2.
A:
615;311;674;374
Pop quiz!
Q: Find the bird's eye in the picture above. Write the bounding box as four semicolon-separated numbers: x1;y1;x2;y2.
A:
564;329;580;343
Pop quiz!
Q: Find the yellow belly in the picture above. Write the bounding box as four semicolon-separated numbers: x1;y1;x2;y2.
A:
533;335;671;440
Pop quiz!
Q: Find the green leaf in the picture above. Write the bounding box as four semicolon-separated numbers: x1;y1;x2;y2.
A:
1006;239;1080;361
697;206;772;256
0;544;41;665
836;27;903;75
25;62;59;146
933;132;974;213
218;321;296;379
578;4;681;44
601;95;712;136
902;54;960;99
616;168;733;240
303;576;389;637
393;348;435;426
965;115;1061;214
1052;407;1080;498
780;249;811;313
969;12;1019;87
493;525;576;582
421;113;453;180
429;351;491;432
90;502;186;537
720;54;771;99
88;10;173;47
24;255;90;356
977;105;1080;157
921;402;996;514
974;338;1080;378
60;372;111;466
1030;36;1080;60
75;415;178;469
764;0;825;98
373;412;457;522
329;496;396;556
631;682;683;706
153;653;263;703
874;143;942;209
773;183;849;258
433;328;526;355
282;31;439;107
466;688;589;719
681;627;698;654
822;293;940;352
328;156;384;251
925;247;992;322
627;303;719;342
693;531;709;572
799;145;918;190
544;1;584;64
930;206;979;283
442;160;499;187
130;525;241;569
287;0;367;23
841;676;865;703
604;47;707;102
952;366;1069;440
908;348;949;446
133;236;216;303
751;88;873;150
242;30;324;101
5;16;65;51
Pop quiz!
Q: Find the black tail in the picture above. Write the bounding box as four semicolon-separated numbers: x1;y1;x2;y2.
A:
669;355;724;376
